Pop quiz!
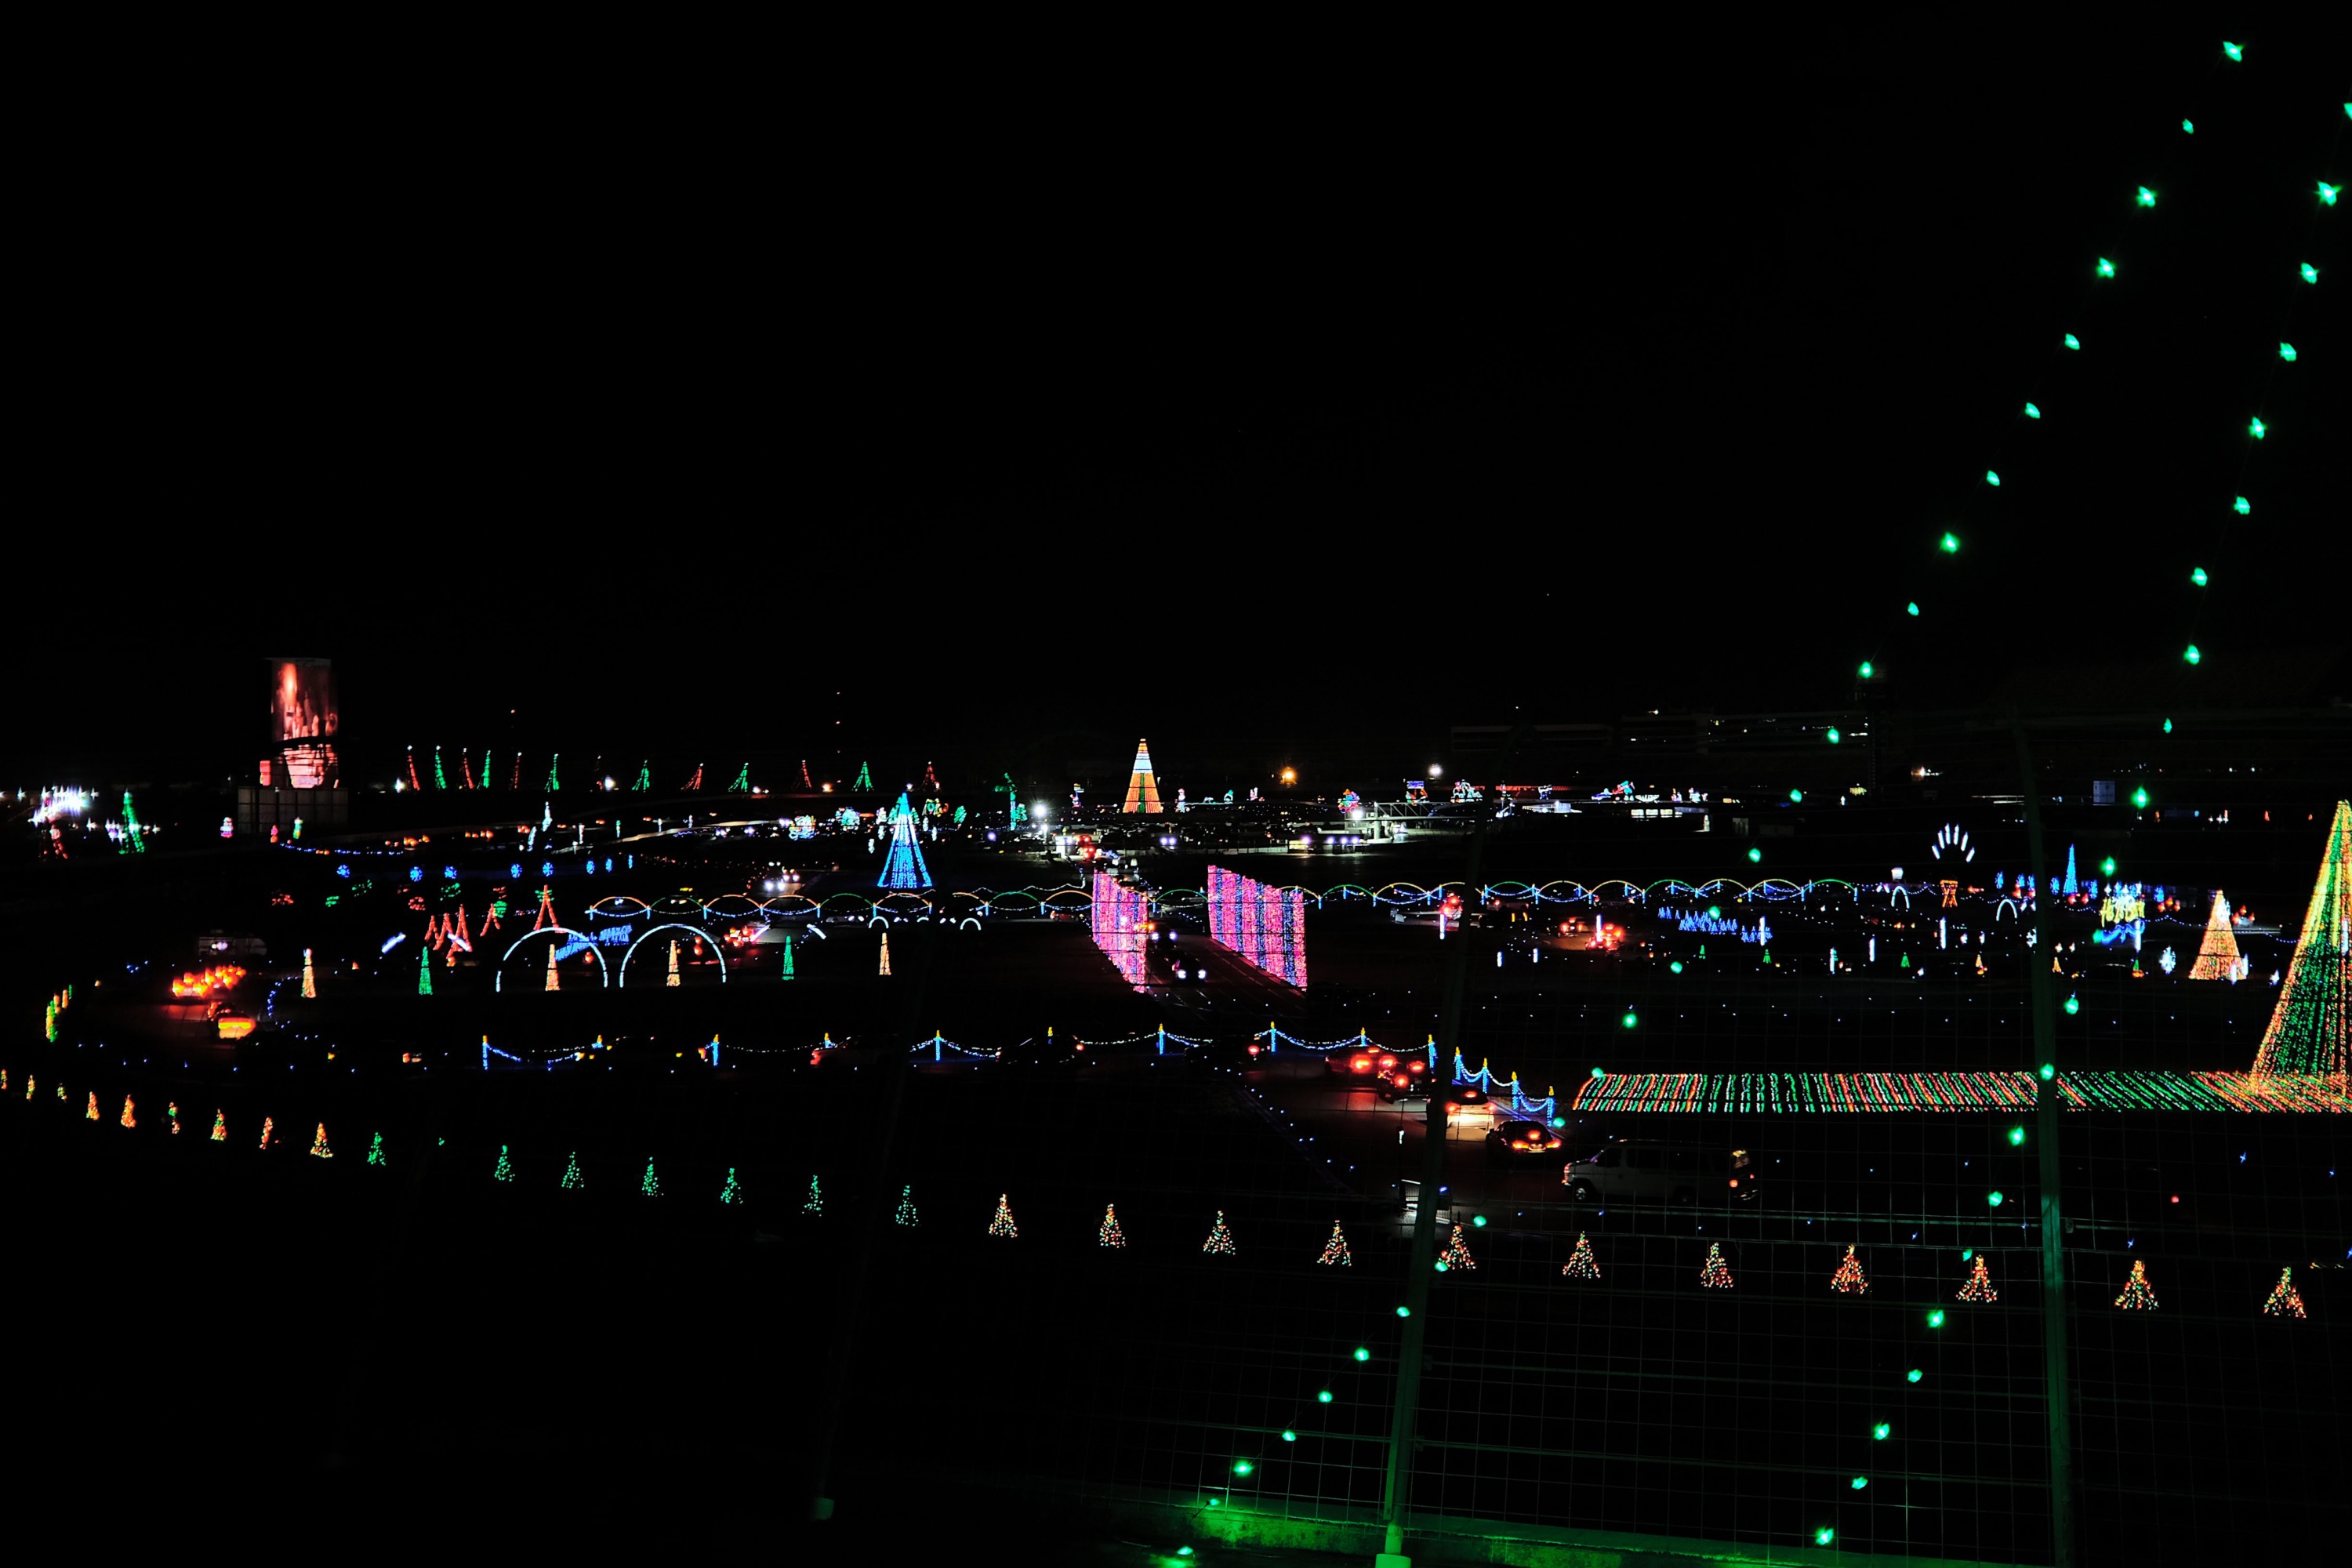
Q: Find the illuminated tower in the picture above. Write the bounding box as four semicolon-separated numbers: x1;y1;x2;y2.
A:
545;943;561;993
2252;801;2350;1085
2187;890;2241;981
1122;739;1163;815
877;793;933;891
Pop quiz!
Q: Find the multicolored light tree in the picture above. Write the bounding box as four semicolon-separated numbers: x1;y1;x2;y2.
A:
2252;802;2350;1086
1316;1221;1352;1266
301;948;317;1000
1098;1203;1127;1247
1957;1254;1999;1303
308;1123;332;1159
989;1194;1019;1239
1438;1225;1476;1272
1830;1244;1870;1295
85;1091;99;1122
877;793;933;891
1562;1231;1601;1280
211;1109;227;1142
1201;1210;1237;1255
1699;1242;1735;1290
259;1116;274;1149
2114;1258;2159;1311
2262;1267;2307;1319
2187;889;2242;980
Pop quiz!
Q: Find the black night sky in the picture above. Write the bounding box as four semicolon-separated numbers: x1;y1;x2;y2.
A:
17;21;2343;782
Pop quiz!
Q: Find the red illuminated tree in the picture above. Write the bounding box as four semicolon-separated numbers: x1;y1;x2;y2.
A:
1956;1254;1998;1303
1699;1241;1735;1290
1561;1231;1601;1281
1830;1244;1869;1295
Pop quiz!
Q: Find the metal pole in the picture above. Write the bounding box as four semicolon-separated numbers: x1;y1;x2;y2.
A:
1380;733;1520;1566
2012;717;2077;1568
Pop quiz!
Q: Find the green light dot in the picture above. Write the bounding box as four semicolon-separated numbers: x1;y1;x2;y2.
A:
1621;1011;1638;1029
1708;906;1721;919
1233;1459;1253;1475
2183;644;2202;665
2063;994;2080;1016
2189;568;2207;588
2136;187;2155;208
2023;402;2040;419
2162;718;2173;734
1984;1192;2002;1211
1434;1260;1449;1272
2009;1126;2026;1146
1852;1475;1870;1490
1789;788;1804;802
1669;961;1684;974
1858;661;1874;678
1472;1215;1487;1228
1748;847;1762;863
1281;1429;1296;1443
2096;257;2114;278
1907;1369;1923;1384
2181;118;2194;134
1552;1116;1566;1128
1905;601;1919;616
1985;470;2001;487
2100;858;2116;877
1208;1497;1220;1506
1874;1422;1892;1440
1826;728;1842;744
1396;1304;1412;1316
2303;263;2321;285
1962;1249;1974;1262
1938;532;1959;554
2222;41;2242;62
2278;343;2297;363
2321;183;2340;208
2133;786;2151;808
1318;1390;1333;1403
2249;418;2266;439
1929;1308;1948;1327
1179;1549;1194;1558
1352;1348;1369;1363
2063;332;2080;350
2039;1062;2056;1081
1590;1066;1606;1080
1817;1527;1837;1545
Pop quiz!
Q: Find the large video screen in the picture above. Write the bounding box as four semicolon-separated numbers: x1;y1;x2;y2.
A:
268;659;339;744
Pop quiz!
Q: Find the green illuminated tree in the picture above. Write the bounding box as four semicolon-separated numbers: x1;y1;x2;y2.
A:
366;1131;388;1167
2252;801;2350;1085
893;1184;919;1226
492;1145;516;1182
641;1158;662;1197
802;1174;822;1216
561;1150;583;1189
719;1167;742;1204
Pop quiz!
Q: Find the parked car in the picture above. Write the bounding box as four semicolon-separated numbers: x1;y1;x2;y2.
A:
1486;1120;1564;1164
1561;1138;1758;1206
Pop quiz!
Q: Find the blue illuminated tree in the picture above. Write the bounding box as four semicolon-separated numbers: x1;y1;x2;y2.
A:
877;793;933;891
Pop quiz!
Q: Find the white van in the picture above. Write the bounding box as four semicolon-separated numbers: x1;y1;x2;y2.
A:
1562;1138;1758;1207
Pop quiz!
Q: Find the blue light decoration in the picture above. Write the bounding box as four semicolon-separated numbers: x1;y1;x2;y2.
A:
2234;496;2252;515
380;933;407;954
510;863;523;878
336;864;351;879
443;866;458;880
2061;846;2079;898
877;792;934;891
541;862;555;877
408;866;423;883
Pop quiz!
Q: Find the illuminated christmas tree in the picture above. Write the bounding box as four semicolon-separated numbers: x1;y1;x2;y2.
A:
2261;1266;2307;1319
893;1184;920;1227
367;1132;387;1167
1122;739;1163;814
728;764;750;793
2252;801;2350;1086
532;885;559;931
877;793;933;891
1830;1244;1870;1295
2113;1258;2158;1310
1316;1220;1352;1266
684;762;704;791
417;948;433;996
302;948;317;1000
2187;890;2241;981
1438;1225;1477;1272
631;762;651;791
406;746;423;791
988;1194;1019;1239
493;1145;516;1182
299;1122;328;1159
119;1094;136;1129
1957;1254;1999;1302
1098;1203;1127;1247
780;936;795;981
803;1175;823;1217
211;1109;227;1142
1202;1210;1237;1255
667;940;681;987
85;1091;99;1121
1562;1231;1601;1280
641;1158;662;1197
545;944;561;993
1699;1241;1735;1290
20;1075;30;1099
854;760;873;792
434;746;448;789
56;1082;67;1101
877;931;892;977
259;1116;275;1149
561;1150;583;1189
167;1102;179;1134
719;1167;742;1204
545;753;561;792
